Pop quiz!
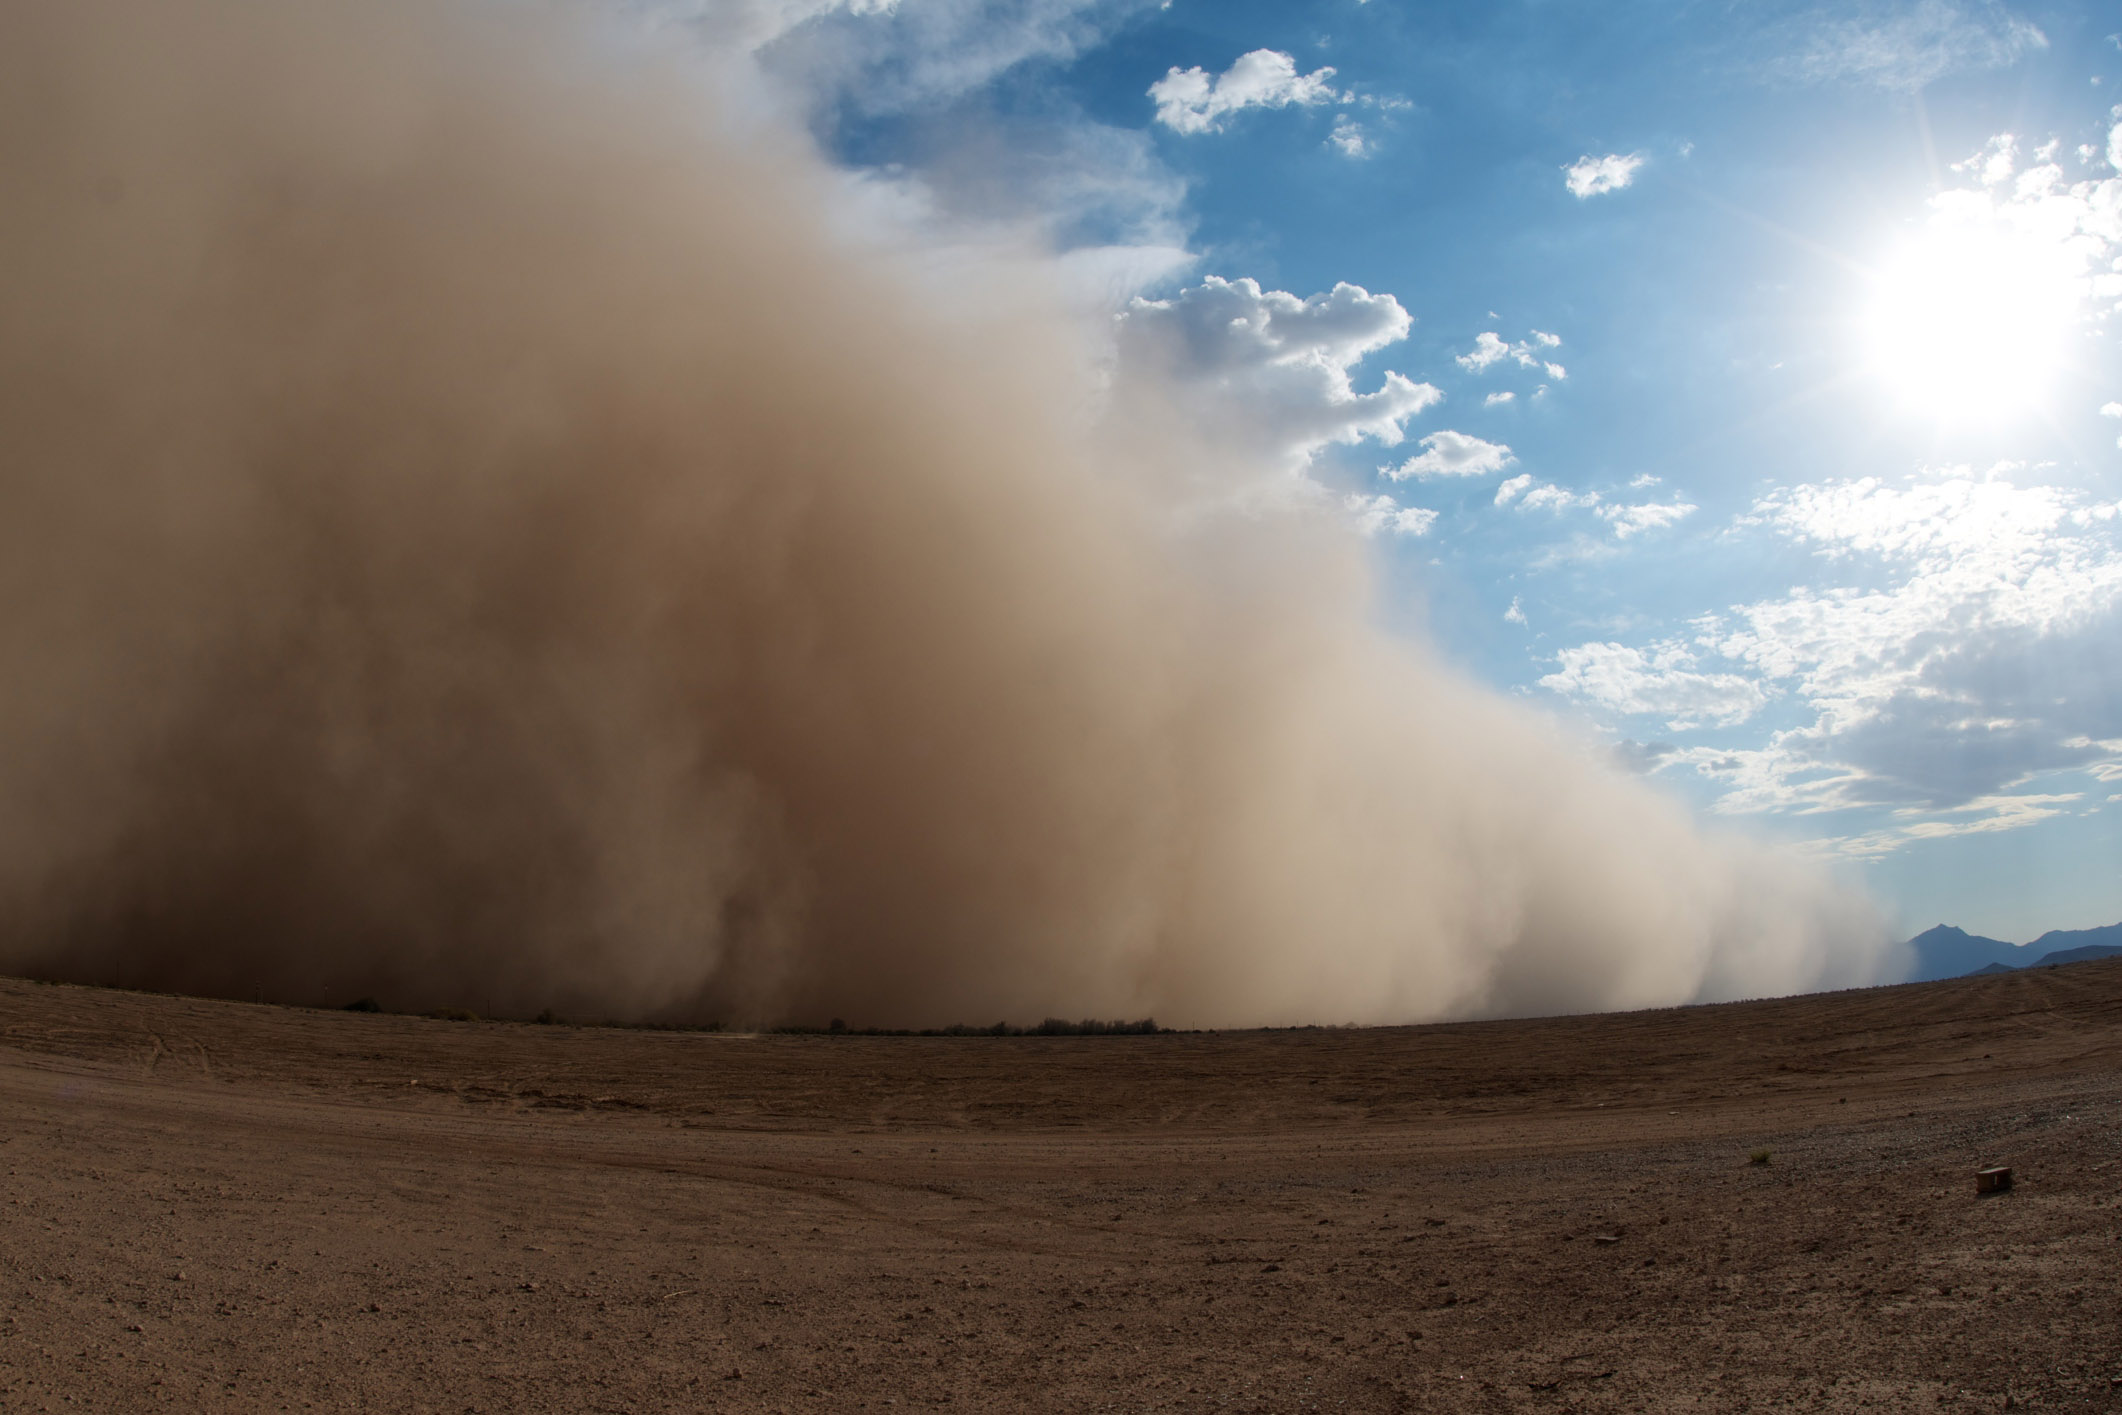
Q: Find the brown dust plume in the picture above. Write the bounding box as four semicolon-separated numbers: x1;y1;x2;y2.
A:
0;0;1897;1027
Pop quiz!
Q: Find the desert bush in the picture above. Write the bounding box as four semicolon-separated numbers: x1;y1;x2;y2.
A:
1032;1017;1159;1036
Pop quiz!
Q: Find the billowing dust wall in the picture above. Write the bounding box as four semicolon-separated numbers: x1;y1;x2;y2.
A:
0;0;1897;1026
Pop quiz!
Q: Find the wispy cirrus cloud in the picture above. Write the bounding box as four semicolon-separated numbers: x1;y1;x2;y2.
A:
1762;0;2046;92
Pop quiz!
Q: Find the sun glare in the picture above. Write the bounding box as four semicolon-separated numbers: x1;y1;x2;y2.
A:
1859;220;2081;425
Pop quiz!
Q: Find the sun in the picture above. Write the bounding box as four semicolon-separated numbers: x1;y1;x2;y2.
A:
1858;217;2082;425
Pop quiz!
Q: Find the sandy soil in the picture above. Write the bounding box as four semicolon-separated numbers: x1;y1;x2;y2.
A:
3;962;2120;1413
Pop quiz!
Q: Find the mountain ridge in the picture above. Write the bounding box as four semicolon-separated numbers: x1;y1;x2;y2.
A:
1905;921;2122;982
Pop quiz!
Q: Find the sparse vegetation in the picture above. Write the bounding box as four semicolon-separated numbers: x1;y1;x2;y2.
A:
791;1017;1160;1037
1749;1148;1773;1165
306;995;1164;1037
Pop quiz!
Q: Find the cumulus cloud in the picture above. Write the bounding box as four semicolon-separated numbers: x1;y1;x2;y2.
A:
1564;152;1644;198
1345;493;1438;538
1328;115;1370;158
1598;500;1697;538
1519;483;1600;513
1458;332;1511;371
1116;276;1440;472
1385;430;1515;481
1494;476;1598;513
1766;0;2048;92
1485;391;1516;407
1149;49;1341;135
1458;330;1567;376
1541;644;1774;731
1547;472;2122;822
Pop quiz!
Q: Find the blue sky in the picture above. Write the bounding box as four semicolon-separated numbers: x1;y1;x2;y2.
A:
713;0;2122;943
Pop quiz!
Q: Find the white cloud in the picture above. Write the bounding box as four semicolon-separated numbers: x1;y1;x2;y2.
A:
1540;643;1772;730
1504;596;1528;626
1484;391;1516;407
1116;276;1440;471
1563;152;1644;198
1457;332;1509;371
1629;473;1661;489
1384;430;1514;480
1149;49;1341;135
1327;116;1371;158
1345;493;1437;538
1457;330;1566;373
1598;500;1696;538
1952;132;2019;185
1810;793;2083;860
1494;476;1601;513
1518;482;1600;513
1547;471;2122;819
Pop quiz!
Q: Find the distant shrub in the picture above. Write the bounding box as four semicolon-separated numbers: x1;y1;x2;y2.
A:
533;1008;560;1025
343;997;383;1013
428;1007;479;1022
1749;1148;1773;1165
774;1017;1161;1036
1031;1017;1159;1036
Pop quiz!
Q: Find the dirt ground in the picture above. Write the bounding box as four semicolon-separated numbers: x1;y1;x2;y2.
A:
3;962;2120;1413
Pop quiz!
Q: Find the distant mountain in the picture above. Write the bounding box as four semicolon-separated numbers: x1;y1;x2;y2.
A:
1966;961;2017;976
1905;921;2122;981
2026;921;2122;958
1904;924;2035;982
2033;943;2122;967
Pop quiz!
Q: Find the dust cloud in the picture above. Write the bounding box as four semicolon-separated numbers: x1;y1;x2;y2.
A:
0;0;1898;1027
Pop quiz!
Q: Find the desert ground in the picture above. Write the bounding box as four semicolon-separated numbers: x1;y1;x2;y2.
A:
3;962;2119;1413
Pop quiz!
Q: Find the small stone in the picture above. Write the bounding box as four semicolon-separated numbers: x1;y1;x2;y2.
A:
1975;1167;2013;1194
